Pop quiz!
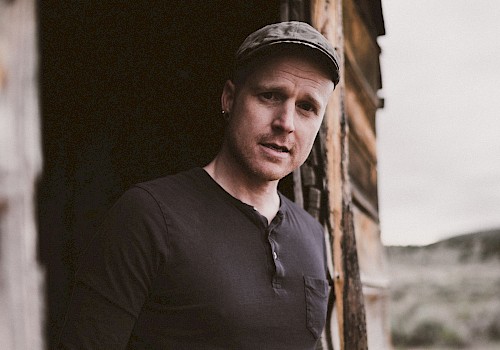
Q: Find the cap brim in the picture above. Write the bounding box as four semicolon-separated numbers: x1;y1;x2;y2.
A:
237;40;340;85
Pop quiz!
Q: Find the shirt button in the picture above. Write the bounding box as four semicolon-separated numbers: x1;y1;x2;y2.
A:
273;251;278;260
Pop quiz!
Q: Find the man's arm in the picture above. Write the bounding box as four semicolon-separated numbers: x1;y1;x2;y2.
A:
58;186;169;349
58;282;137;349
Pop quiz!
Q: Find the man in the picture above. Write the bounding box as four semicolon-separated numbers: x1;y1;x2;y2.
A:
59;21;339;349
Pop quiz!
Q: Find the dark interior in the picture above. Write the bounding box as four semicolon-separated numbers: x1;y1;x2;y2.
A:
37;1;285;346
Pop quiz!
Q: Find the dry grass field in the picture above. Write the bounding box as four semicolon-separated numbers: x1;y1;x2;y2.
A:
386;229;500;349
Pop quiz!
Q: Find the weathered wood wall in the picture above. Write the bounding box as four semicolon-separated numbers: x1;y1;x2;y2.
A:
307;0;390;349
0;0;44;348
343;1;390;349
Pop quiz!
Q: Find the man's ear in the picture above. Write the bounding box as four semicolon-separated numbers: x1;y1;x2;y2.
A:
221;80;236;114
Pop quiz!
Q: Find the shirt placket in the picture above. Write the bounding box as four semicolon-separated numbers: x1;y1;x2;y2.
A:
266;211;285;290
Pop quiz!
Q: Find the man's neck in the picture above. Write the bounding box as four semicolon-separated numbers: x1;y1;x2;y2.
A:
204;155;280;224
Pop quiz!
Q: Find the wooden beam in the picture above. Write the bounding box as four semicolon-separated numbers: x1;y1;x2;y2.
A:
345;87;378;162
0;0;44;348
311;1;368;349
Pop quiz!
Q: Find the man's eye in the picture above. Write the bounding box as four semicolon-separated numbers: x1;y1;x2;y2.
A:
260;92;278;100
298;102;315;112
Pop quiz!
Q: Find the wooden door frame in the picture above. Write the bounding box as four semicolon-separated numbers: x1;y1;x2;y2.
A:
281;1;369;348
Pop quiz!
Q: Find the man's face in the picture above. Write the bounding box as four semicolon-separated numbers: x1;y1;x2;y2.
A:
221;52;335;182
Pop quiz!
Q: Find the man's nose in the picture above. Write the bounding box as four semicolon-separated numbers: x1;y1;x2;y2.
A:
272;102;295;133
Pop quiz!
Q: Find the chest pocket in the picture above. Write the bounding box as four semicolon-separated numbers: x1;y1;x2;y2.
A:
304;276;329;339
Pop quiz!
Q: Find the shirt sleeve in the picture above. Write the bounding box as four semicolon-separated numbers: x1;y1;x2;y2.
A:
58;186;169;349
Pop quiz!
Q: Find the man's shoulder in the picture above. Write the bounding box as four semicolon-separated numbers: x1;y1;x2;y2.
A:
125;167;215;210
134;167;204;193
280;193;323;232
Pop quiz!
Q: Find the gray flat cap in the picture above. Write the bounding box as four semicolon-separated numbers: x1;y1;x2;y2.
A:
236;21;340;85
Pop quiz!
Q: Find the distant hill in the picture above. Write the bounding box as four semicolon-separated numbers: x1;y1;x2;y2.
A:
386;228;500;263
385;228;500;349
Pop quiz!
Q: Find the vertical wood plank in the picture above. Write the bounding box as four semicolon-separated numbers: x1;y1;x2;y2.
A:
0;0;44;348
310;1;368;349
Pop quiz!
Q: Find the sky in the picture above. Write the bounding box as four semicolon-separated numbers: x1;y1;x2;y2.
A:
376;0;500;246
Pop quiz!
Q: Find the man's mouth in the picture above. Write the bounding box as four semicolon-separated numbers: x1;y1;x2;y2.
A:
262;143;290;153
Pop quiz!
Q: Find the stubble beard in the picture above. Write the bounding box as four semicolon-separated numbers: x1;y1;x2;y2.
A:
224;131;298;183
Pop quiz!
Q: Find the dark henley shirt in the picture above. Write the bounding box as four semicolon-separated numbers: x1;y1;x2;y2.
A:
59;168;329;349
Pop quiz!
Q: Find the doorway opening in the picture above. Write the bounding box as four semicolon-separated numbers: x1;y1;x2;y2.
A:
37;1;282;346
